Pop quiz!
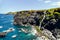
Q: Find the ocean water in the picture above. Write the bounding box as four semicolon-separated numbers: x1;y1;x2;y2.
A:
0;14;37;40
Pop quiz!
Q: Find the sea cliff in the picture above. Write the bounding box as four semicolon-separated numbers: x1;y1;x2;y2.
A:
13;8;60;40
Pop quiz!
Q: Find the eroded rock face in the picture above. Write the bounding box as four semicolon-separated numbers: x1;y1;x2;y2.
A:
14;10;60;30
14;11;44;26
14;9;60;39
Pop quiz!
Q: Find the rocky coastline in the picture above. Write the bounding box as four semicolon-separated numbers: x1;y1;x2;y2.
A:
14;8;60;40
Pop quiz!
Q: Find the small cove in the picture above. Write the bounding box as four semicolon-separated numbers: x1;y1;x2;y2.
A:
0;14;37;40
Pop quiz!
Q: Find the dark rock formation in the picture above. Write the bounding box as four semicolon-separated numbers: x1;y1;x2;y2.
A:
14;8;60;38
14;11;44;26
0;32;7;37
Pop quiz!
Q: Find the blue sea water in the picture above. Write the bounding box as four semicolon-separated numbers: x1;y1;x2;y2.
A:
0;14;36;40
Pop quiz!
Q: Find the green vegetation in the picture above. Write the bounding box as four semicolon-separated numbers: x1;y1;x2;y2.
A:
7;11;19;15
13;8;60;39
14;7;60;27
7;8;60;19
35;26;49;38
35;26;42;33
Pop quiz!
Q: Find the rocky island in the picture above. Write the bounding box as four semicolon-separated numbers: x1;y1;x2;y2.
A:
12;8;60;40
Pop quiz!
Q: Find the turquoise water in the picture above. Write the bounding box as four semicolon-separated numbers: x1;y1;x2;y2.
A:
0;14;36;40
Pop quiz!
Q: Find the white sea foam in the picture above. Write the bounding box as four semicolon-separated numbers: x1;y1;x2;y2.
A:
31;29;37;35
3;30;7;32
21;28;28;33
18;30;21;32
31;26;37;35
0;26;3;28
12;35;17;38
3;28;15;33
9;27;15;31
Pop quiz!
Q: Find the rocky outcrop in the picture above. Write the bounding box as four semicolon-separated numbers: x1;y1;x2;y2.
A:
0;32;7;37
7;12;17;15
14;8;60;39
14;8;60;29
14;10;44;26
